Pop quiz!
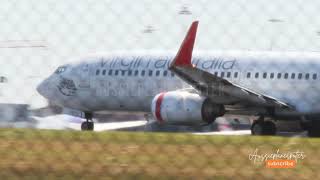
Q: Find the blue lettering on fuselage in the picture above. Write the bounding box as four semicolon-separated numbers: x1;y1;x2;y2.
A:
99;56;236;70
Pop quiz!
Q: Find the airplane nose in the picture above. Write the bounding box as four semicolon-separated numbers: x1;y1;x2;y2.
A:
37;80;48;97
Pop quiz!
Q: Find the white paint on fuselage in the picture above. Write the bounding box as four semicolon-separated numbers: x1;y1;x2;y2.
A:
38;51;320;115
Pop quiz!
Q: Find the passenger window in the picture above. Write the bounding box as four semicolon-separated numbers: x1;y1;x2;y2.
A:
277;73;281;79
306;73;310;80
291;73;295;79
247;72;251;78
141;70;145;76
108;70;113;76
221;72;225;78
298;73;302;79
214;72;218;76
128;70;132;76
156;70;160;76
115;70;119;76
171;72;175;77
96;69;100;75
227;72;231;78
149;70;153;76
270;73;274;79
102;69;106;75
234;72;238;78
284;73;288;79
263;72;267;79
313;73;317;80
121;70;126;76
163;70;168;76
255;72;259;78
134;70;139;76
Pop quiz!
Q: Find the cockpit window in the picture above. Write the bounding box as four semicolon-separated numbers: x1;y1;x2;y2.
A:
0;76;8;83
55;66;67;74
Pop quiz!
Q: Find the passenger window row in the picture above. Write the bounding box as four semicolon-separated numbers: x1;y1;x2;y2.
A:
96;69;317;80
213;71;317;80
214;71;238;78
246;72;317;80
96;69;175;77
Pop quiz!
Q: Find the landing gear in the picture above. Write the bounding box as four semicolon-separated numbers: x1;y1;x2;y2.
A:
81;121;94;131
251;116;277;135
300;118;320;137
81;112;94;131
306;120;320;137
300;119;310;131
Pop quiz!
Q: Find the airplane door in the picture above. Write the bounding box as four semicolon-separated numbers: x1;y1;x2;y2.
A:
78;63;91;89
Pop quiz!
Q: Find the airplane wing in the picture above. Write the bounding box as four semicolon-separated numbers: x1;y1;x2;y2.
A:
169;21;293;110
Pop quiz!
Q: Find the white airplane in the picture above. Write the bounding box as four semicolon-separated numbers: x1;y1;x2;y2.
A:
37;21;320;137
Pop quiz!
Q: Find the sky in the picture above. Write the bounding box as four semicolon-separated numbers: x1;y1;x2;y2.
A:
1;0;320;107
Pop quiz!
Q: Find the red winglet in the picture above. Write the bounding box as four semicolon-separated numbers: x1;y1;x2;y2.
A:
170;21;198;67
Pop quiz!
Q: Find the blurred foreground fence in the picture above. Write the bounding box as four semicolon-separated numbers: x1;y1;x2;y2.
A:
2;0;320;179
0;129;319;179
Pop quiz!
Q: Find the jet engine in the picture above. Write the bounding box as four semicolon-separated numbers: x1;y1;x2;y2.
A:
151;91;225;125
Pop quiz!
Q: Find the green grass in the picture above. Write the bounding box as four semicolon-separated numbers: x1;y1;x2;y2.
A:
0;128;319;179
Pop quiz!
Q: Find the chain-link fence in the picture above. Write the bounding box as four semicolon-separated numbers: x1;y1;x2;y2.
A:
1;0;320;179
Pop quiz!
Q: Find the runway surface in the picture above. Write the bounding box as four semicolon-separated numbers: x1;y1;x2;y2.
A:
31;115;308;137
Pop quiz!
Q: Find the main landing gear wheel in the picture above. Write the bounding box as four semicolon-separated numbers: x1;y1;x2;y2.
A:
251;119;277;136
307;120;320;137
81;112;94;131
300;120;310;131
81;121;94;131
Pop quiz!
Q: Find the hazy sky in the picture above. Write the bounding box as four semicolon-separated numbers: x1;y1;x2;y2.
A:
1;0;320;106
1;0;320;53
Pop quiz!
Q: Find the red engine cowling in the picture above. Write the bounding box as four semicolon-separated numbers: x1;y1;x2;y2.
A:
151;91;225;125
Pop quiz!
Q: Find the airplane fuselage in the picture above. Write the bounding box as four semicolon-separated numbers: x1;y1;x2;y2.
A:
37;51;320;119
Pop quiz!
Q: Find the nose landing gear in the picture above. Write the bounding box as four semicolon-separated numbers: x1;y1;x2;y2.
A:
81;112;94;131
